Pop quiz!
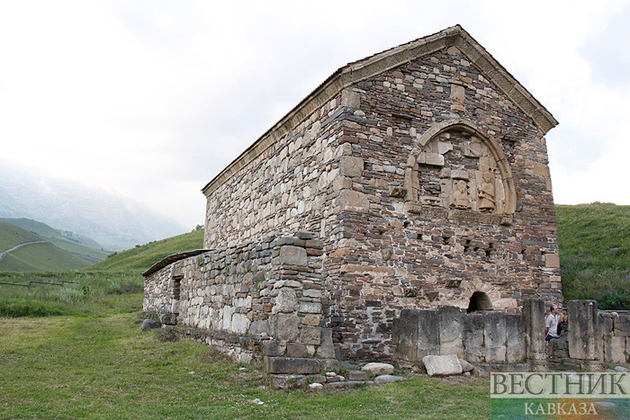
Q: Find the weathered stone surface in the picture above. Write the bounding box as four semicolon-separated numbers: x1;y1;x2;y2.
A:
484;312;507;363
278;246;307;267
159;313;177;325
439;306;464;357
340;156;364;177
141;319;161;330
347;370;369;381
273;287;298;313
339;190;370;212
323;381;374;389
505;314;525;362
270;374;307;389
265;357;340;374
422;355;463;376
374;375;405;383
316;328;335;359
262;340;283;357
459;359;474;372
463;313;484;363
275;314;300;341
568;300;600;360
286;343;308;358
311;374;327;383
362;362;395;375
300;326;322;345
309;382;323;390
298;302;322;314
301;314;321;326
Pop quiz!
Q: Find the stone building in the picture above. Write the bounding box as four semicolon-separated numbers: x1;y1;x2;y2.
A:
144;25;562;363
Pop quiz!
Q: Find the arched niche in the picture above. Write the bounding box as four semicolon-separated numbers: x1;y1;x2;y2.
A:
466;291;493;313
404;119;516;216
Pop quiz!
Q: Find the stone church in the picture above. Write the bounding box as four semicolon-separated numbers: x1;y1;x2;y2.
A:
144;25;562;363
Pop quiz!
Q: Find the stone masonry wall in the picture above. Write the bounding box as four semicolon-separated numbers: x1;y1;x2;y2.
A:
197;41;560;362
203;93;349;249
143;232;335;362
321;46;561;361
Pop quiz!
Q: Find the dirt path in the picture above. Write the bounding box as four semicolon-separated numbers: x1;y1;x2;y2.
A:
0;241;47;261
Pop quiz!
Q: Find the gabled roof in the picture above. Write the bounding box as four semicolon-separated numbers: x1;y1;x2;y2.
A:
203;25;557;196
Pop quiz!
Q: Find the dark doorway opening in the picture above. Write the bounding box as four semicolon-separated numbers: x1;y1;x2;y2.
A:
467;291;493;313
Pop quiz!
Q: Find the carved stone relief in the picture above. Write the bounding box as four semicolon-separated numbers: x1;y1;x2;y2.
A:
404;120;515;217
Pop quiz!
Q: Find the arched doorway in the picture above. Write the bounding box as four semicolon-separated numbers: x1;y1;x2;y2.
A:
467;291;493;313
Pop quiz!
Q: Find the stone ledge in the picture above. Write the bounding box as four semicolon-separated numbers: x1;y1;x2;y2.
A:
323;380;375;389
264;356;341;374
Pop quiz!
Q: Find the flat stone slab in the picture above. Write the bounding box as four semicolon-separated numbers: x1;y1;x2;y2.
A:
422;355;463;376
362;362;395;375
374;374;405;383
265;357;340;374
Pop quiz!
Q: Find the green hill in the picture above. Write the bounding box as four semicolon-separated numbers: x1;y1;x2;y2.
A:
0;242;92;271
0;221;43;250
0;221;92;271
0;218;111;264
556;202;630;309
90;228;204;272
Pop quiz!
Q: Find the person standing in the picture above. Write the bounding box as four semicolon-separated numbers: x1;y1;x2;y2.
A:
545;305;560;341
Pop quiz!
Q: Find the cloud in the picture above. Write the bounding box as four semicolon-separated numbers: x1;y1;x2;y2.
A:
0;0;629;230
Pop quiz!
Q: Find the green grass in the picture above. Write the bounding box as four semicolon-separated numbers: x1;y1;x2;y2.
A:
0;271;143;317
0;313;489;419
90;228;204;272
556;203;630;309
0;242;92;271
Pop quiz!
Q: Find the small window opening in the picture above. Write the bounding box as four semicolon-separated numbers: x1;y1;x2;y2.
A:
173;276;182;300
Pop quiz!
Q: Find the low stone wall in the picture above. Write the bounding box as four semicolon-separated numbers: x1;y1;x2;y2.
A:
395;300;630;369
143;232;335;362
393;306;527;364
568;300;630;363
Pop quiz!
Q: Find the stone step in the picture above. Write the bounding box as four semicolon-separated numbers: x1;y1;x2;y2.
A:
264;356;341;374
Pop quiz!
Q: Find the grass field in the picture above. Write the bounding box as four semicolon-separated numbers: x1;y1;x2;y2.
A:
0;311;490;419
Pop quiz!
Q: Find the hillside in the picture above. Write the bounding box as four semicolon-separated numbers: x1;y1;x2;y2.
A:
0;221;92;271
1;218;111;264
556;202;630;309
90;228;204;272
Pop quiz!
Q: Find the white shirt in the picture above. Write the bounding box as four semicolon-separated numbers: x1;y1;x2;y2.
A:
546;313;559;337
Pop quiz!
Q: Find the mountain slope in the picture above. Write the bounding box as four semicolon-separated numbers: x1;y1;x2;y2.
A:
0;221;92;271
90;229;204;272
1;218;111;264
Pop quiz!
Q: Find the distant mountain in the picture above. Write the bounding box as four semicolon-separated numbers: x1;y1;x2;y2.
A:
0;221;93;271
0;161;186;251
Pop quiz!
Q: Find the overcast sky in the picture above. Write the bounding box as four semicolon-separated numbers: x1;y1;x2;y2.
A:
1;0;629;229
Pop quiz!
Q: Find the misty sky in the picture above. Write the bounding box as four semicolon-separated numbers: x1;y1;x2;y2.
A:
1;0;629;229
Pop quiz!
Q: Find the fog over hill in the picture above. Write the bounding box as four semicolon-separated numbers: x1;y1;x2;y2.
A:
0;161;186;251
